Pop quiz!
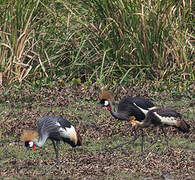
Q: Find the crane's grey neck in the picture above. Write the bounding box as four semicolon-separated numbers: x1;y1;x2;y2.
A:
34;134;48;147
109;102;129;121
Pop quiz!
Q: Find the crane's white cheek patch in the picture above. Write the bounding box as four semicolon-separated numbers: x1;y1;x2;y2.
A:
29;141;34;148
104;100;109;106
154;112;177;126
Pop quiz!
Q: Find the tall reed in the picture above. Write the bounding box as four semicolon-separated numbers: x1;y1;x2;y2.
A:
0;0;194;88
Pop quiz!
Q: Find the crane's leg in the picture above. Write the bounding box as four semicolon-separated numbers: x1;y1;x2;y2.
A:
161;127;169;148
130;125;138;145
143;127;159;153
129;119;141;146
129;119;145;154
140;129;144;154
38;140;59;176
129;119;145;147
51;140;60;165
109;125;139;151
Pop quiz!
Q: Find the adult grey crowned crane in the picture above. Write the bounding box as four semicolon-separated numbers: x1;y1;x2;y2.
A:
99;90;157;152
21;116;82;175
130;107;190;150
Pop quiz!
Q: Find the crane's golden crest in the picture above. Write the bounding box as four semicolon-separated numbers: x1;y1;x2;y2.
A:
99;90;114;101
20;130;38;142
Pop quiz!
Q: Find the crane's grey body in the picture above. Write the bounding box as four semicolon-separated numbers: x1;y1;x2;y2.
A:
138;108;190;133
132;108;190;152
101;96;155;121
23;115;81;172
36;116;79;148
22;116;81;176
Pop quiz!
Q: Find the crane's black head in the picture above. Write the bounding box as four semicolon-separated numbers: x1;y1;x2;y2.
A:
100;99;111;110
21;130;38;152
25;141;36;151
99;90;113;111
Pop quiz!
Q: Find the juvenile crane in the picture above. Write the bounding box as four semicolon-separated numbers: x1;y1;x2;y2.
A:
99;90;157;151
21;116;82;174
130;107;190;149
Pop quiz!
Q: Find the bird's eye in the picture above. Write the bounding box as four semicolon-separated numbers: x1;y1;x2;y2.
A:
104;101;109;106
100;99;105;104
29;141;34;148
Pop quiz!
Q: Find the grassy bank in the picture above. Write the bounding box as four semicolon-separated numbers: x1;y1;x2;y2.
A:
0;0;194;91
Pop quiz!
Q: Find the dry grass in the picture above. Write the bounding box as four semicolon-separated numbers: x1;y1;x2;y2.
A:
0;0;194;88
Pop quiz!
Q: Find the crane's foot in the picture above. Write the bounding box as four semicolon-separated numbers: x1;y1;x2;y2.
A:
38;163;57;176
38;159;61;176
108;141;129;151
129;119;141;126
140;138;158;156
55;161;62;171
128;116;136;125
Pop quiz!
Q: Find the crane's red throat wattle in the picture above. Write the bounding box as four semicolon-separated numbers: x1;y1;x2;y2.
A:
32;144;36;150
107;106;111;111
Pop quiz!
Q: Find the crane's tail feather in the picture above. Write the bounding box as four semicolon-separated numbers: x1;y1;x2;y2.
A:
177;120;190;133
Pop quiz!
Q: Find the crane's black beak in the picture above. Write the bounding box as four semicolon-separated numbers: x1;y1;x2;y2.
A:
97;102;103;108
99;100;105;108
25;146;30;152
99;102;104;108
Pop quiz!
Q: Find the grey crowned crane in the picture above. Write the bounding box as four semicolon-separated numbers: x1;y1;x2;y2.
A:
21;116;82;175
130;107;190;150
99;90;157;152
99;90;156;121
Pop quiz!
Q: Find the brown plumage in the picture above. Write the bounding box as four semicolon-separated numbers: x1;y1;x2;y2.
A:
176;118;190;133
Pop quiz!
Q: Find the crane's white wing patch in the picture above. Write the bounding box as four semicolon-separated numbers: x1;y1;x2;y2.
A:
133;103;149;115
29;141;34;147
154;112;177;126
55;122;77;144
55;122;61;127
59;125;77;141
